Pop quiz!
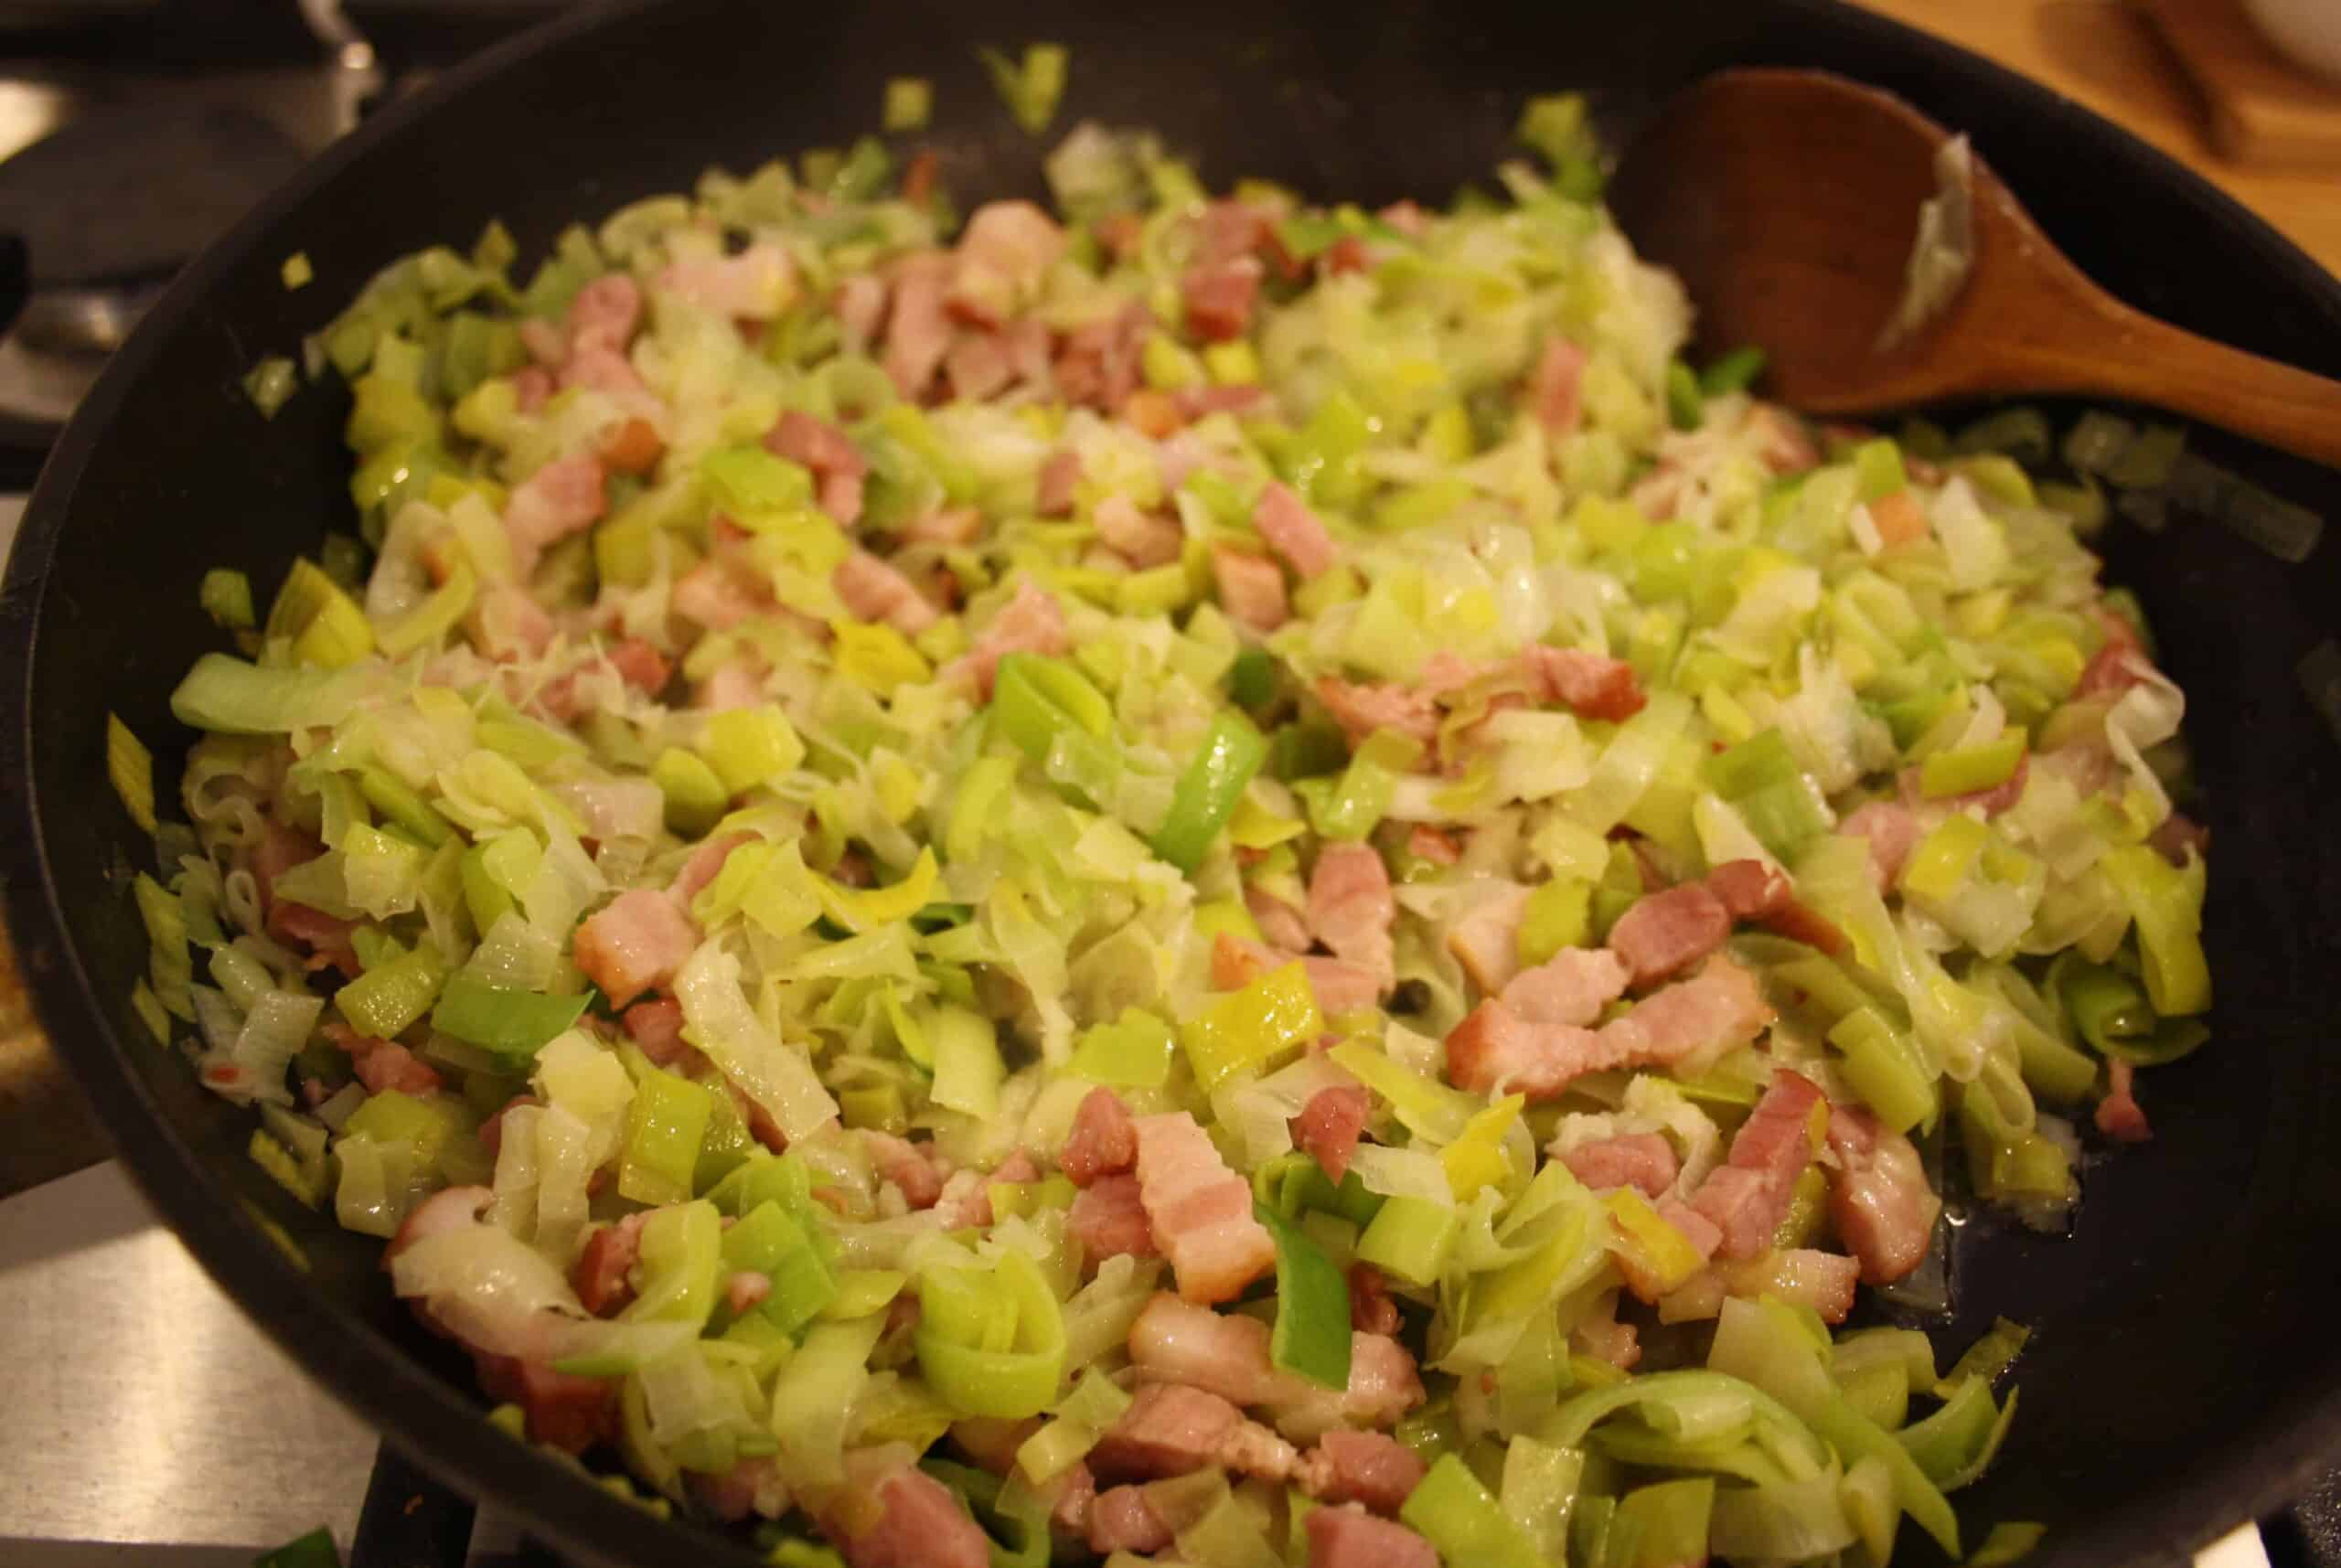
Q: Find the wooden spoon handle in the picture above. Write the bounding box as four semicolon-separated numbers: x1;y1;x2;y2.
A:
1994;293;2341;471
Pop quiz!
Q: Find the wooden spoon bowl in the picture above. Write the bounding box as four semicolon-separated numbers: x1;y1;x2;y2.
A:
1608;68;2341;469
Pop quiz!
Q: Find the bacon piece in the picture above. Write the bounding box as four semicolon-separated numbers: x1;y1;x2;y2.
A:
571;887;698;1007
724;1271;772;1316
1134;1112;1277;1304
1725;1248;1861;1324
1348;1264;1401;1336
1089;1382;1245;1480
1062;1087;1139;1187
1245;887;1314;952
1291;1084;1371;1184
899;505;984;548
835;549;940;635
1297;1431;1427;1515
352;1040;444;1096
1837;799;1923;892
669;832;753;908
1447;881;1533;996
1181;256;1264;342
1087;1487;1173;1555
1094;494;1184;569
596;416;664;477
671;558;774;633
1127;1294;1425;1440
1524;336;1587;435
502;453;607;577
1406;826;1461;866
1069;1172;1160;1264
835;272;890;352
1035;450;1082;517
1254;481;1339;578
766;410;868;530
1867;489;1929;548
1053;303;1149;413
1447;955;1772;1100
571;1213;645;1315
658;243;794;320
953;579;1068;699
621;998;690;1066
2095;1058;2154;1142
1314;676;1439;749
1688;1070;1823;1260
827;1448;991;1568
1309;844;1395;990
1307;1506;1440;1568
1825;1104;1943;1283
1213;544;1288;632
471;1352;618;1455
882;251;956;400
568;274;643;357
944;330;1014;402
947;200;1066;325
1502;946;1631;1027
1561;1132;1679;1199
1525;645;1647;721
865;1131;946;1210
1608;881;1733;988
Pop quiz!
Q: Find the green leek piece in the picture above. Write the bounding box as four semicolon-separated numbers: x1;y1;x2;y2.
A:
653;749;729;837
1355;1195;1459;1286
1516;876;1592;967
1151;709;1268;870
252;1526;340;1568
1852;438;1908;501
200;569;257;630
701;445;814;518
1309;726;1421;843
915;1248;1067;1418
430;974;590;1058
334;945;447;1040
1614;1477;1716;1568
268;559;375;669
1703;729;1828;860
1699;346;1768;398
2099;844;2210;1017
978;42;1068;135
242;358;300;419
106;713;156;835
1919;729;2027;799
698;706;805;795
1256;1202;1352;1390
1957;406;2054;466
1399;1454;1545;1568
2056;956;2207;1066
619;1070;714;1206
622;1200;723;1328
882;76;933;133
357;767;454;848
724;1198;837;1332
1179;960;1322;1092
1828;1007;1938;1135
1068;1008;1179;1088
1225;647;1277;709
1664;359;1704;432
343;1089;463;1173
1285;389;1375;508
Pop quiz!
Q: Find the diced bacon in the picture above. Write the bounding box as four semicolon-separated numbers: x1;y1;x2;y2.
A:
1707;859;1790;920
351;1039;444;1096
1127;1294;1426;1439
1062;1087;1140;1187
1193;199;1273;266
471;1353;618;1455
560;345;650;402
865;1131;946;1210
1213;544;1288;632
657;242;794;320
1291;1084;1371;1184
1524;645;1647;722
1306;1506;1439;1568
944;330;1013;403
605;636;673;695
623;998;689;1067
1447;881;1533;996
1321;234;1371;275
1447;955;1772;1100
511;365;553;413
1406;826;1461;866
882;251;956;400
1837;800;1922;891
503;453;608;575
669;831;753;908
1348;1264;1401;1336
1134;1112;1277;1304
568;274;643;357
1502;946;1631;1027
818;470;867;530
1245;887;1314;951
724;1270;772;1316
828;1449;991;1568
1254;482;1339;578
672;559;773;633
1608;881;1732;988
1825;1104;1943;1284
385;1184;493;1264
835;273;889;353
1561;1132;1679;1198
519;316;568;368
466;581;557;663
1094;494;1184;569
900;505;985;547
1181;257;1264;343
1094;210;1144;259
1036;450;1082;517
271;901;359;975
1868;489;1929;548
1689;1070;1823;1260
2079;621;2154;699
2149;811;2209;868
1174;382;1269;420
954;579;1068;699
1069;1172;1160;1264
1573;1307;1642;1371
252;818;322;908
1524;336;1587;436
596;416;664;477
901;149;939;207
1054;303;1150;413
1726;1248;1861;1324
931;1150;1033;1230
1309;845;1395;990
1746;404;1820;475
2096;1059;2153;1143
690;1456;787;1524
1315;677;1440;748
1089;1381;1245;1480
947;200;1066;325
1121;388;1186;440
1304;956;1385;1017
766;411;867;530
695;661;767;718
1377;200;1428;239
835;549;940;635
1899;753;2029;819
1087;1487;1173;1555
1297;1430;1427;1515
571;887;698;1007
1659;1198;1724;1259
571;1213;645;1316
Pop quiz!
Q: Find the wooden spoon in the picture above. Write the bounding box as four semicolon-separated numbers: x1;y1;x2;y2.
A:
1606;68;2341;469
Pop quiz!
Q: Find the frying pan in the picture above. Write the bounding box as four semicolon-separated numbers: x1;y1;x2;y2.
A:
4;2;2339;1564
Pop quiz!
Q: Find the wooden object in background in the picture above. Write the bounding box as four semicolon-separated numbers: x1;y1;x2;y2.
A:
2143;0;2341;166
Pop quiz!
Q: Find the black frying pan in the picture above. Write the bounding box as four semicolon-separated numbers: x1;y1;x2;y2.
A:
5;2;2341;1564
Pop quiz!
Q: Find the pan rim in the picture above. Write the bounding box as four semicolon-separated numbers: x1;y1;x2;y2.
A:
2;1;2337;1564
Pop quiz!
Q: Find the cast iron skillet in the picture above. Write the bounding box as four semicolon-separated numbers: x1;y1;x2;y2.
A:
5;1;2341;1564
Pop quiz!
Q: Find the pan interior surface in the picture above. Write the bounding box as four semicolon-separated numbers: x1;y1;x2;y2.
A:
5;3;2339;1565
